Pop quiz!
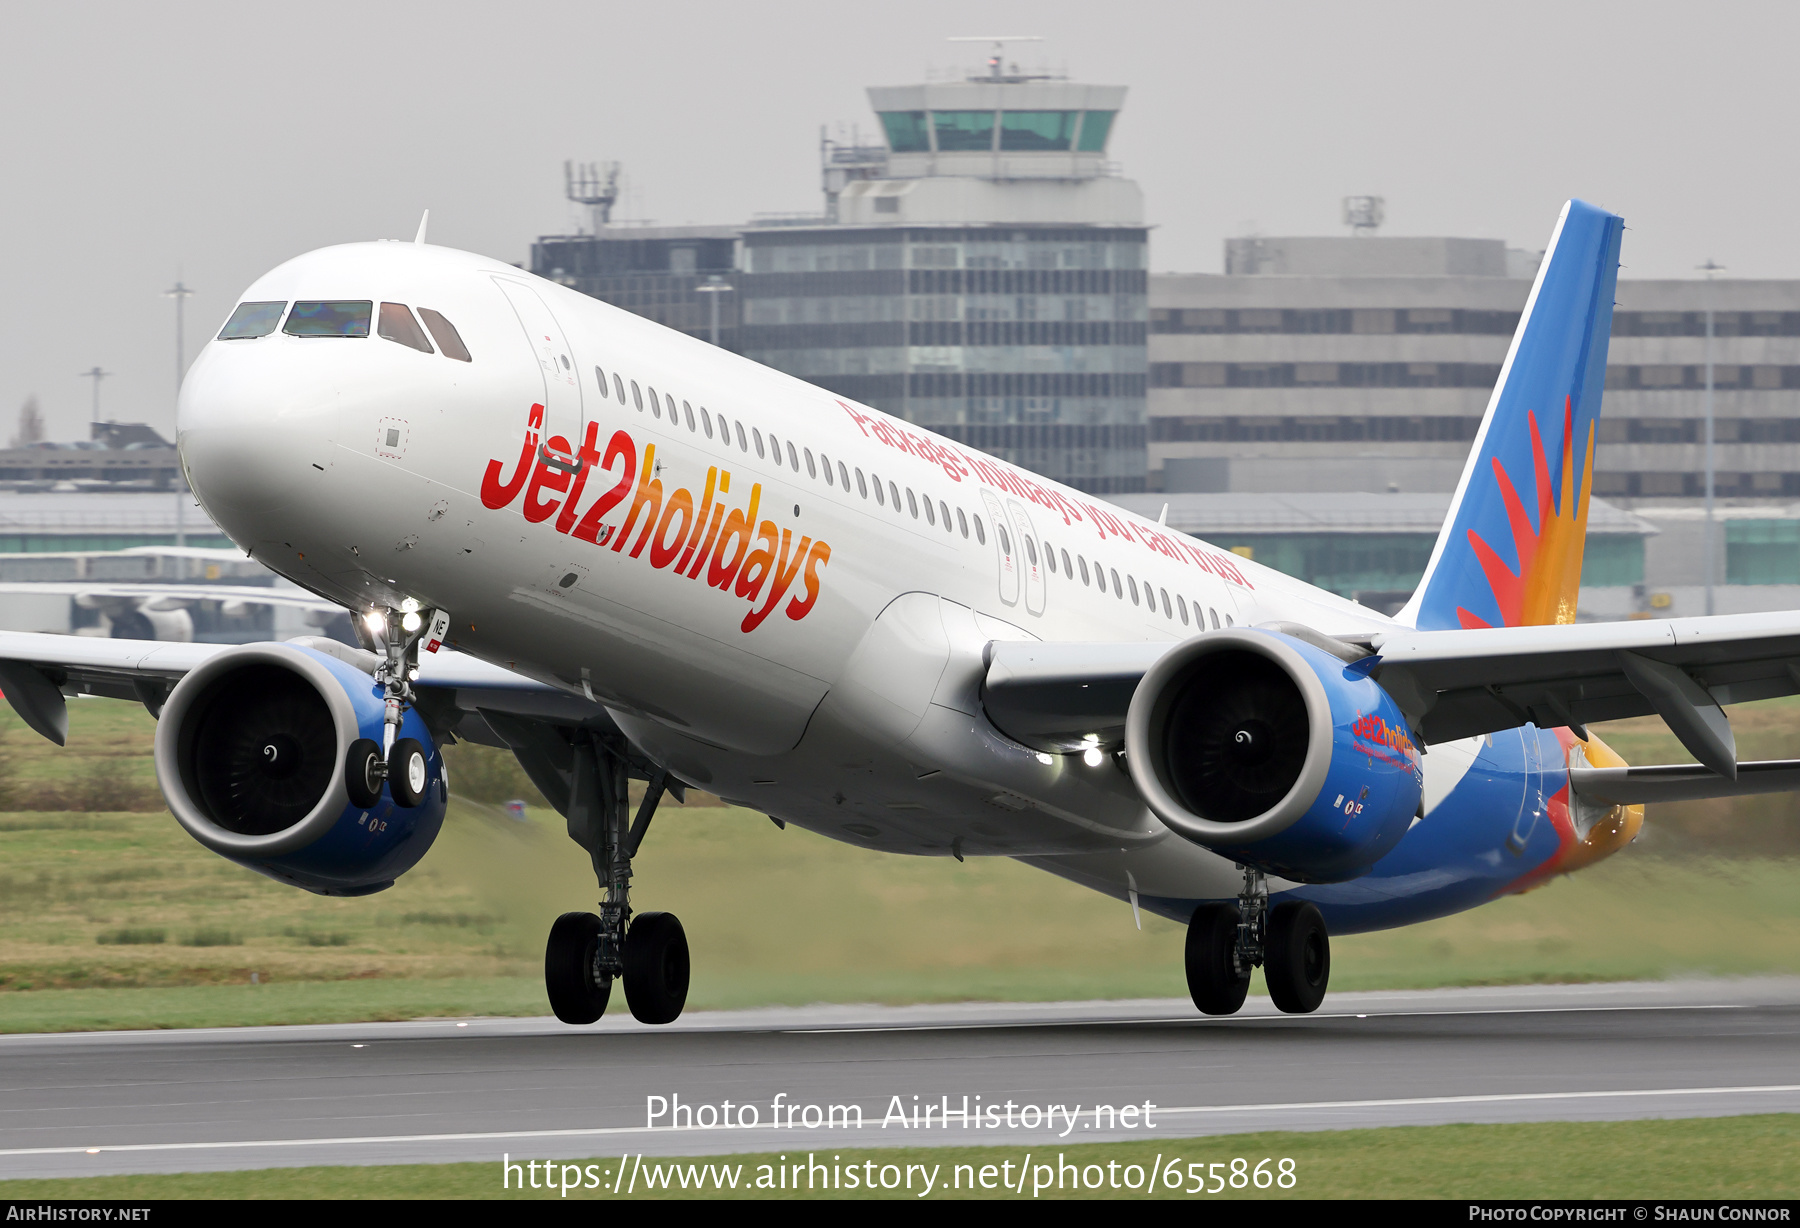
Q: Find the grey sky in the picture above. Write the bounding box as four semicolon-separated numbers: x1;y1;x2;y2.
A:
3;0;1792;442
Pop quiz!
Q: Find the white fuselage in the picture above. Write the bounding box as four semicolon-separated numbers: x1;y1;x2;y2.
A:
179;242;1477;914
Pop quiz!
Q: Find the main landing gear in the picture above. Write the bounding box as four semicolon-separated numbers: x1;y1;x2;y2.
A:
1184;866;1330;1016
542;732;689;1026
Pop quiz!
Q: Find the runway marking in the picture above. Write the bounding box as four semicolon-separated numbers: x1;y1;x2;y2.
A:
789;1003;1750;1033
1;1083;1794;1159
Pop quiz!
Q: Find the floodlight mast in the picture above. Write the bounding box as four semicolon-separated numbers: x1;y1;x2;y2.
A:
565;161;621;235
78;366;112;425
1699;258;1725;615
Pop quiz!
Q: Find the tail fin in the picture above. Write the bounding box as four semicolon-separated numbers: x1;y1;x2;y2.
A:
1398;199;1624;631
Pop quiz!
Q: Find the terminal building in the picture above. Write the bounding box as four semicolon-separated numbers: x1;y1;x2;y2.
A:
1145;221;1800;613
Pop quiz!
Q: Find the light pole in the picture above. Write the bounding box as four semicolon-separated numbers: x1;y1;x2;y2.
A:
78;366;112;427
164;280;194;406
696;277;733;348
1699;259;1724;615
164;279;195;552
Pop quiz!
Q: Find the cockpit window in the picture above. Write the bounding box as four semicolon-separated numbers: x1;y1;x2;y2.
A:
378;303;433;353
418;308;471;361
284;301;372;337
218;301;286;340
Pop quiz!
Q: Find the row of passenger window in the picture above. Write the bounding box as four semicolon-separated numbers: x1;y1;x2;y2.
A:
594;361;996;546
1039;533;1234;631
593;358;1231;632
218;300;471;361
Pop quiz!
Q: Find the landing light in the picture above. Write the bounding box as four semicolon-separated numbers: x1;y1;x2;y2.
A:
400;598;421;614
364;611;386;636
1083;748;1105;767
401;611;423;632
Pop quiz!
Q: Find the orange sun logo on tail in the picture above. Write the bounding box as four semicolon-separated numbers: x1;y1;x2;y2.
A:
1456;395;1595;629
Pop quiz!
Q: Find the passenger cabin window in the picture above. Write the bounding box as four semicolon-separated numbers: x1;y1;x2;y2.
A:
378;303;432;353
805;448;817;478
855;468;867;498
1060;547;1072;574
1078;557;1090;585
595;366;610;397
418;308;470;360
974;515;986;544
753;428;765;459
907;488;919;518
219;301;285;340
839;461;851;489
941;500;953;532
648;386;660;418
786;441;799;470
631;381;643;410
958;508;969;538
683;402;696;431
284;301;371;337
701;408;714;438
614;374;626;402
872;474;885;506
735;422;748;452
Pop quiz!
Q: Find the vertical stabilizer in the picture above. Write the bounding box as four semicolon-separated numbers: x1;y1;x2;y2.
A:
1399;199;1624;630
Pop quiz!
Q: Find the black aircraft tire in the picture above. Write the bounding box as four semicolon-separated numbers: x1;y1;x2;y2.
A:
345;739;383;809
388;738;428;808
623;911;690;1025
1265;901;1330;1014
545;911;611;1025
1184;902;1250;1016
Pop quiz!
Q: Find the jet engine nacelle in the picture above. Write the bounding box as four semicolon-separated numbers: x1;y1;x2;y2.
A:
153;643;446;896
1124;628;1422;883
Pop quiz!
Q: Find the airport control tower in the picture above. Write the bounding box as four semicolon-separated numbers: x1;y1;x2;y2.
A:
738;52;1148;494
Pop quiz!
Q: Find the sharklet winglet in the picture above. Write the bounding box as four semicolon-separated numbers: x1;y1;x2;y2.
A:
413;210;430;246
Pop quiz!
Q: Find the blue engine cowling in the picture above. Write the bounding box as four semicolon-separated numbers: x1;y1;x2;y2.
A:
153;642;447;896
1124;628;1422;883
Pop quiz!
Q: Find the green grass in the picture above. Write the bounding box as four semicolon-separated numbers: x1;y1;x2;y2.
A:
0;699;1797;1034
1;1117;1793;1199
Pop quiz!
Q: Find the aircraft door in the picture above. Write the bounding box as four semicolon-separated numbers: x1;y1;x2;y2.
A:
493;278;584;455
1006;500;1047;617
978;491;1020;607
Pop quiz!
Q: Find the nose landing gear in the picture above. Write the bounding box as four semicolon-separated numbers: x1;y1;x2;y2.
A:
542;732;688;1026
1183;866;1331;1016
346;603;446;810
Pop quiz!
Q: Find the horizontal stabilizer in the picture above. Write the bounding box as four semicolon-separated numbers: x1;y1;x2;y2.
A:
1571;758;1800;804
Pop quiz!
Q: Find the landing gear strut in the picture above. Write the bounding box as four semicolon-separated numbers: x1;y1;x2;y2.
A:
1183;865;1330;1016
543;733;688;1026
346;602;444;810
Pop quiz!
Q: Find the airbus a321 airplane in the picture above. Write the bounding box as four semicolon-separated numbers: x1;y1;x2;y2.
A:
2;200;1795;1025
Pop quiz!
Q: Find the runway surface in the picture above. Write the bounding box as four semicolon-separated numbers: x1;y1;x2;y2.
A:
1;978;1796;1179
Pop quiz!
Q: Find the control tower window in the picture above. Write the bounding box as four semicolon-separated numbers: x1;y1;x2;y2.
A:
283;301;371;337
1075;111;1116;152
879;111;929;153
1000;111;1078;152
932;110;995;152
417;309;471;361
218;301;286;340
378;303;433;353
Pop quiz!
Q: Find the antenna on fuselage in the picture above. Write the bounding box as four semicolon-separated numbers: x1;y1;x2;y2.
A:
413;210;430;245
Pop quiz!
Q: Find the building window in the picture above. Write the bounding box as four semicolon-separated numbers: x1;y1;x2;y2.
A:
879;110;929;152
1725;522;1798;585
1000;110;1078;151
932;110;995;151
1075;110;1115;151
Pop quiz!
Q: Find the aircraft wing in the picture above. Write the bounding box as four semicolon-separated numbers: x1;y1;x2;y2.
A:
983;612;1800;785
0;582;340;611
0;629;604;747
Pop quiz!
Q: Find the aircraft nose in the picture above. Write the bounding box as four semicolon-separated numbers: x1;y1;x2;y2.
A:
176;341;342;529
